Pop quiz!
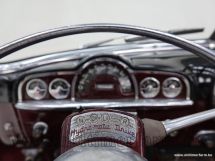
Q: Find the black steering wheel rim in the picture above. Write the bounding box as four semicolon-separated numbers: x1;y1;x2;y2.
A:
0;23;215;64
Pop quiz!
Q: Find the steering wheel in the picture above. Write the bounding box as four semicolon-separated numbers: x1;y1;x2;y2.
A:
1;24;215;161
0;23;215;65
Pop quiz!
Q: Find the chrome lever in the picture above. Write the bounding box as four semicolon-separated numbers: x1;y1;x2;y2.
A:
162;108;215;135
143;108;215;146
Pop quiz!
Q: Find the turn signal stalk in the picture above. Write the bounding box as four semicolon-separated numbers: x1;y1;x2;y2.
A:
143;108;215;146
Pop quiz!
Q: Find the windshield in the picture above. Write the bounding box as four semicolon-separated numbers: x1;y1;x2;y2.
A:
0;0;215;63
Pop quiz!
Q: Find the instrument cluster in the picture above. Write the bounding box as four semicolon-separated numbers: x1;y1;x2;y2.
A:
20;58;189;102
20;73;74;101
75;59;135;99
135;72;188;99
139;77;183;98
25;78;71;100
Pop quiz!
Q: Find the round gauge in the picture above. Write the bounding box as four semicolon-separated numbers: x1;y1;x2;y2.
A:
49;78;70;99
77;63;133;97
26;79;47;100
140;77;160;98
162;77;182;98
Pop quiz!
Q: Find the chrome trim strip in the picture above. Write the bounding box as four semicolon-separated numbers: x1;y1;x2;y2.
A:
181;76;191;100
15;99;193;110
162;108;215;134
0;39;209;75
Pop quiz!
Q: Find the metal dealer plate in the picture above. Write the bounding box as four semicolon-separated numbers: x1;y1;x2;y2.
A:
69;112;137;143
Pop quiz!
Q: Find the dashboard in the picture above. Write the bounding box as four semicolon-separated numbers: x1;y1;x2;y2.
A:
16;57;192;110
0;40;214;151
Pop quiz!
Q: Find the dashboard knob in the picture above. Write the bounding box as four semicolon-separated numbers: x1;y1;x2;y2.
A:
33;122;48;138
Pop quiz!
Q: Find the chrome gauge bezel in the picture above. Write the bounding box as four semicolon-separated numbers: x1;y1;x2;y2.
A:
162;77;182;98
49;78;71;99
26;79;47;100
139;77;160;98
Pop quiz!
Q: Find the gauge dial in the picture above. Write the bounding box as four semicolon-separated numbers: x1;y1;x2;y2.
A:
162;77;182;98
26;79;47;100
77;62;133;98
49;78;70;99
140;77;160;98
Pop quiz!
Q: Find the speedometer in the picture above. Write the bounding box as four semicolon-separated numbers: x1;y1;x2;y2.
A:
76;60;134;99
77;64;133;94
49;78;70;99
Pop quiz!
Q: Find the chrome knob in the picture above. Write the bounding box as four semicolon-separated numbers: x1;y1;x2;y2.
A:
33;122;48;138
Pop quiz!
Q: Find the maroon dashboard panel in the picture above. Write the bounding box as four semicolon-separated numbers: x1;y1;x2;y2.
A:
20;59;189;101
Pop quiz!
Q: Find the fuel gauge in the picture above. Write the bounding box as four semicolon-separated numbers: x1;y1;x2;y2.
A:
26;79;47;100
162;77;182;98
49;78;70;99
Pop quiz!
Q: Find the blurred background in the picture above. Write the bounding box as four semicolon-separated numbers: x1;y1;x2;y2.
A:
0;0;215;62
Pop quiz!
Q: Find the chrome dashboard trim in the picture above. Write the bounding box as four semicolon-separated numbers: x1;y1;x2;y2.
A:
15;99;193;110
0;39;209;75
181;76;190;100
